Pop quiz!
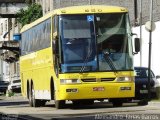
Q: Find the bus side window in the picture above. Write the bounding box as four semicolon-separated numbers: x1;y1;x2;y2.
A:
53;15;58;38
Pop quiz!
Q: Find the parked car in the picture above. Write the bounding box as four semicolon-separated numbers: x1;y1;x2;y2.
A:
8;80;21;93
134;67;158;105
0;81;9;94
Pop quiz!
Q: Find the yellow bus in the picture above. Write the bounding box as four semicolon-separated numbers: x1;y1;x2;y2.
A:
18;5;140;109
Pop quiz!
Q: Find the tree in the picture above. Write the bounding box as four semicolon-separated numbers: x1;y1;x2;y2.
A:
16;3;42;27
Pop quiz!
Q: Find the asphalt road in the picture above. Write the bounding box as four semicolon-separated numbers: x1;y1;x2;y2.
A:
0;94;160;120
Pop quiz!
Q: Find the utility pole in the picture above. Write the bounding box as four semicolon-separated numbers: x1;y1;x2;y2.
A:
139;0;142;66
148;0;154;100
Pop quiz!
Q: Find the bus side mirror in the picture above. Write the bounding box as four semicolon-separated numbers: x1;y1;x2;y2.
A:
134;38;140;53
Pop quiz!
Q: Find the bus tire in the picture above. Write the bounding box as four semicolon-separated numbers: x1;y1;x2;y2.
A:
82;100;94;105
50;79;54;100
27;81;29;99
109;99;123;107
72;100;94;106
72;100;80;106
55;100;65;109
138;99;148;106
40;100;46;107
31;84;41;107
112;101;123;107
28;84;33;107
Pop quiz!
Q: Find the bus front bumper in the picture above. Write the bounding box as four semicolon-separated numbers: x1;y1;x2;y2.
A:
56;83;135;100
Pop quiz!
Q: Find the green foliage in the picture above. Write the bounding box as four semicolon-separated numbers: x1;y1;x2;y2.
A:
6;90;14;97
16;3;42;27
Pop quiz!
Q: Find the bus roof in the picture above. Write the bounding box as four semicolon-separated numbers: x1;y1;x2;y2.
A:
20;5;128;33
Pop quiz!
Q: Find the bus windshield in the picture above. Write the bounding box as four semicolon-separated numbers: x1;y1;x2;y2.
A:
59;13;133;73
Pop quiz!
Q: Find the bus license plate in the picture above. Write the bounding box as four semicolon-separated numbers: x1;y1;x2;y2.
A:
93;87;105;91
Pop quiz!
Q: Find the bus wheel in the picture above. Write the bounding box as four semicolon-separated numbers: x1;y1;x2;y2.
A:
55;100;65;109
40;100;46;107
28;85;33;107
31;84;41;107
110;99;122;107
72;100;80;106
138;99;148;106
112;101;123;107
72;100;94;106
82;100;94;105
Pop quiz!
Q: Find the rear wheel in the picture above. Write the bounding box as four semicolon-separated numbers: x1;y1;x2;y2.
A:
28;84;33;107
40;100;46;106
31;84;41;107
28;82;47;107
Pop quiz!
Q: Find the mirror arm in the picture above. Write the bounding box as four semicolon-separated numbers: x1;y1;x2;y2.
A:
131;33;138;37
133;52;138;55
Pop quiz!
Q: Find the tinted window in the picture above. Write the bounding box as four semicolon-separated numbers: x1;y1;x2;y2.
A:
21;19;51;55
135;68;155;78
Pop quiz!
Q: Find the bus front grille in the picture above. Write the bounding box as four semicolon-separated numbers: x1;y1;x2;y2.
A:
81;78;96;82
101;78;115;82
81;78;115;82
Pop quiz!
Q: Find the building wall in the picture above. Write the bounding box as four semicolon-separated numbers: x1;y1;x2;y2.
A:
0;2;25;83
136;0;160;24
36;0;160;26
0;18;20;82
0;18;8;41
39;0;135;24
0;2;27;17
0;18;9;81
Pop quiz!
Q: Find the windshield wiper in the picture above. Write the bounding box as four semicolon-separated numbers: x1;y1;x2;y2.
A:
102;51;117;72
79;40;93;73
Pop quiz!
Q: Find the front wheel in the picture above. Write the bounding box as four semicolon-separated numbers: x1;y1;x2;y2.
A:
55;100;65;109
109;99;123;107
112;101;123;107
138;99;148;106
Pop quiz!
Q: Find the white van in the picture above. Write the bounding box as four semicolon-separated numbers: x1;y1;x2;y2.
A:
8;80;21;92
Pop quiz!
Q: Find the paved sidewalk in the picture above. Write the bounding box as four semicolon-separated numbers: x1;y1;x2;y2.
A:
0;93;26;101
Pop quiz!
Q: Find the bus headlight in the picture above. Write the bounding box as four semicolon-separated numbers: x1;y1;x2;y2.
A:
60;79;81;84
116;77;134;82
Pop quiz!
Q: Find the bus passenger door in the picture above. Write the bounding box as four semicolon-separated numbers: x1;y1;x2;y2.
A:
52;15;59;77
